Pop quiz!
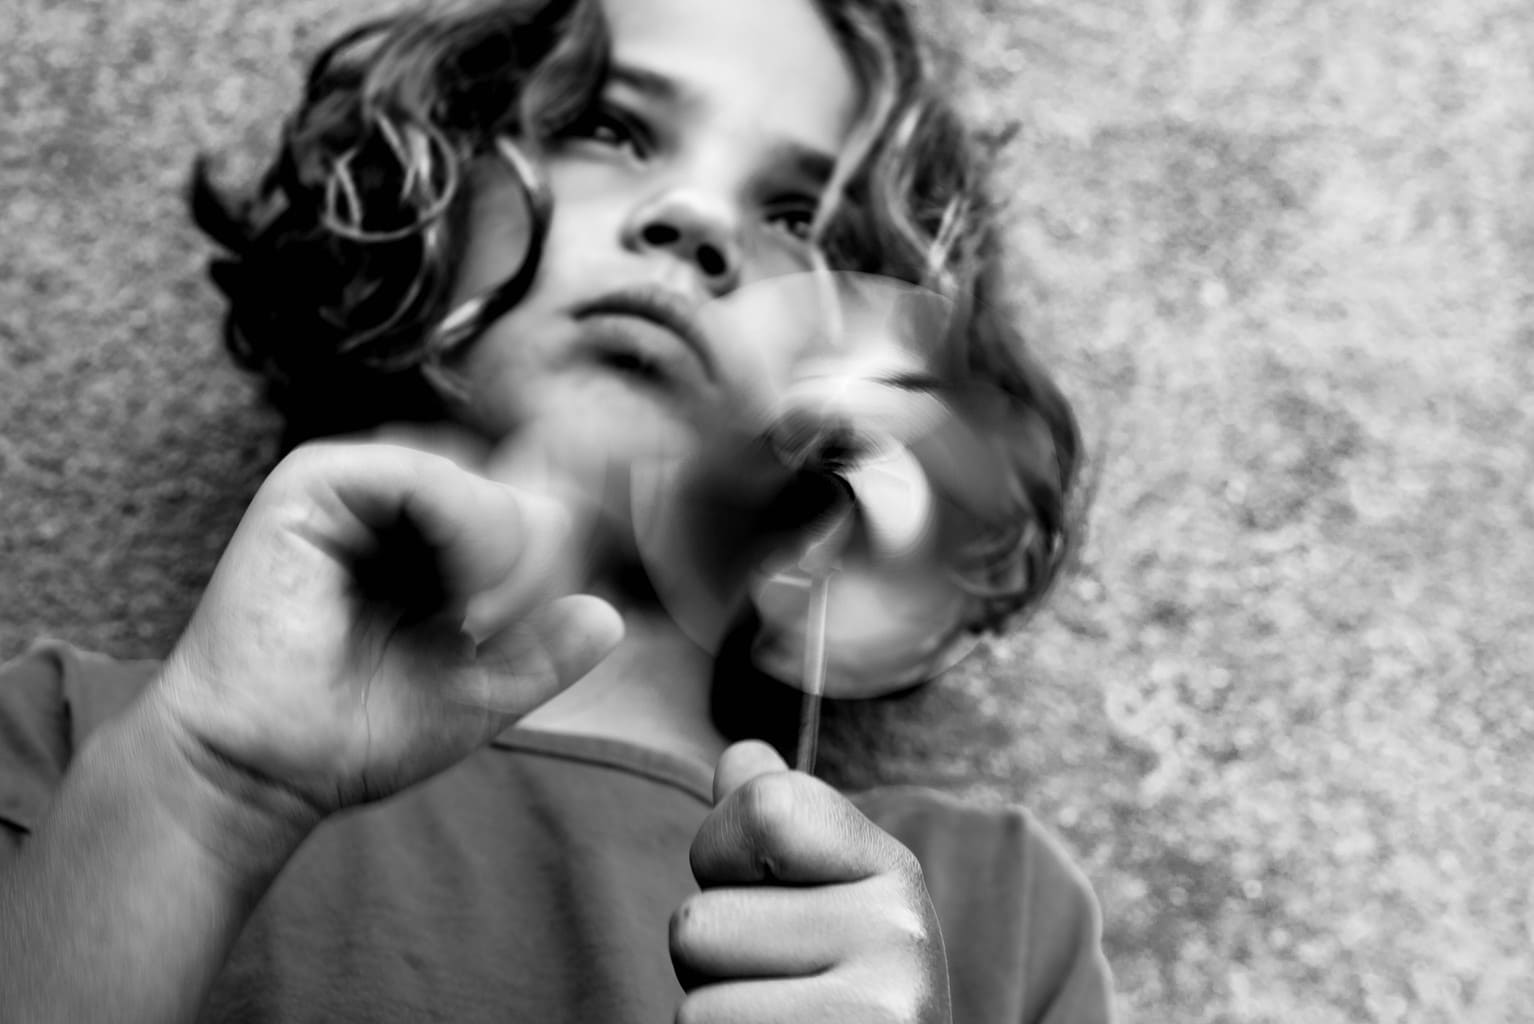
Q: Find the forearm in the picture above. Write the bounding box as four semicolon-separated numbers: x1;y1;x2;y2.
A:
0;693;312;1024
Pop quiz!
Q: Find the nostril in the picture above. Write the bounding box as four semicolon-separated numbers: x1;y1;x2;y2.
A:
637;220;732;281
641;223;681;246
697;245;728;278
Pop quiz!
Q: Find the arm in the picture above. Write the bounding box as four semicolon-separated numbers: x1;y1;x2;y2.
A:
0;441;620;1023
0;691;312;1024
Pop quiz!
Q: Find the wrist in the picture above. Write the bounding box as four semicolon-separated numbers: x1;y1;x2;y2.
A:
0;683;318;1022
103;686;322;889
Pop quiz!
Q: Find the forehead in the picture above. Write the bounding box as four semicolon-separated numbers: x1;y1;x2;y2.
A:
599;0;860;162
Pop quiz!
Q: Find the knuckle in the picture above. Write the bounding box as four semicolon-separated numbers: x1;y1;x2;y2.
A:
277;441;334;479
888;842;924;881
826;968;939;1024
667;895;704;958
262;450;308;496
734;774;805;875
879;989;924;1024
266;443;349;507
737;771;800;838
868;875;937;949
859;972;926;1024
829;974;916;1024
887;900;934;949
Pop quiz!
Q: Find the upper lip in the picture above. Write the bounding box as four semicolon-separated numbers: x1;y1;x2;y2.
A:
572;287;716;379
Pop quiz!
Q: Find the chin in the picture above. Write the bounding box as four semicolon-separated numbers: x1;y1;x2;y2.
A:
549;392;702;465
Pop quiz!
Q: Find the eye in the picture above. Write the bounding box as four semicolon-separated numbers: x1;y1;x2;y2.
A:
559;103;651;160
766;198;821;242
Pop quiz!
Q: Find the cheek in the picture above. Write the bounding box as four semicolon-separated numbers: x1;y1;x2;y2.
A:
737;232;830;289
439;317;539;439
451;170;540;305
539;162;639;258
697;274;831;399
450;155;626;312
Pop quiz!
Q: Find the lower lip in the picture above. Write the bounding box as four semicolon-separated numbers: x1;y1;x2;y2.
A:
576;313;709;384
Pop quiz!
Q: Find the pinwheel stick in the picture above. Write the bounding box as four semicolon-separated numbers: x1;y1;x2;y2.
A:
795;570;835;774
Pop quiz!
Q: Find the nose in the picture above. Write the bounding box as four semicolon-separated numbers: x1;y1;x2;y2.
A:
623;188;742;295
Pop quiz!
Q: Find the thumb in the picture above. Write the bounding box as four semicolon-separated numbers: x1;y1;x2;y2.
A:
713;739;791;806
445;594;624;716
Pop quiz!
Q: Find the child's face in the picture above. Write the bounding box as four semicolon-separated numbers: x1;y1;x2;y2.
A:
443;0;862;468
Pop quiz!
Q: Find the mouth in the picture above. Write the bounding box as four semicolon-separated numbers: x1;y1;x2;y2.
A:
571;287;717;383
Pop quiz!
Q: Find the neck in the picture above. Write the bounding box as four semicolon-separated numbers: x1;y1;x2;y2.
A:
490;458;746;769
515;592;728;769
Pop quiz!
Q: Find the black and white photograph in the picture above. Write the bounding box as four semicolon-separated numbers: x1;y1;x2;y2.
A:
2;0;1529;1020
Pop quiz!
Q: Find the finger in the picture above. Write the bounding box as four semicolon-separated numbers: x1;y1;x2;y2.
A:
712;739;789;805
693;751;913;886
446;594;624;714
461;429;619;641
670;881;890;985
290;442;572;610
676;974;911;1024
460;496;583;642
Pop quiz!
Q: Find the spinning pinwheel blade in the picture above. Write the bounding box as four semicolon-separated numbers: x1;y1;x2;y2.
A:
630;271;1012;772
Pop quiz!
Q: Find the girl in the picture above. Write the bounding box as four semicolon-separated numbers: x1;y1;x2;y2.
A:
0;0;1113;1020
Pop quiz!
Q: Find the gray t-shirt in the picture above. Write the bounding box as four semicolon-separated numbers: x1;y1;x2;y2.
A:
0;640;1115;1022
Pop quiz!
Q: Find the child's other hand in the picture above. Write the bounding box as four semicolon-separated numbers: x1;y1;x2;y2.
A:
672;741;952;1023
154;440;622;830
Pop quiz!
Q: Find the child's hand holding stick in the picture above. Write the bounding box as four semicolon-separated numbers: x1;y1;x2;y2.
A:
672;740;953;1023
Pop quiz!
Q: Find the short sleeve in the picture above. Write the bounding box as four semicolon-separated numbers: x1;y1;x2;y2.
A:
854;787;1116;1024
0;640;159;855
1010;809;1116;1024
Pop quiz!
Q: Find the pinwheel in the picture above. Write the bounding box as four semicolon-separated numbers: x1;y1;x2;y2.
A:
633;271;1014;771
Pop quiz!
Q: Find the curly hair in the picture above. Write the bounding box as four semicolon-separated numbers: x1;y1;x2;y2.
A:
191;0;1082;637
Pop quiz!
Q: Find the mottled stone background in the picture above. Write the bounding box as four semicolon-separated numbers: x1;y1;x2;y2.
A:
2;0;1530;1020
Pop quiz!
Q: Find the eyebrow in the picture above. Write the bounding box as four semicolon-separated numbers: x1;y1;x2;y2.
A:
878;371;949;394
777;146;836;188
607;62;839;186
608;63;684;105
